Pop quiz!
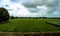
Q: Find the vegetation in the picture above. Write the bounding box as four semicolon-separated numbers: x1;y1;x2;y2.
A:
0;18;60;32
10;17;60;19
10;16;15;19
0;8;10;22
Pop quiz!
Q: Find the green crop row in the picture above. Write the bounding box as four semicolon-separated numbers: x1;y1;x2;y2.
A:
0;19;60;32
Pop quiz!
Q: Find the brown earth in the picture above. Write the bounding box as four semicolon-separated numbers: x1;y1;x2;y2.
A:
0;32;60;36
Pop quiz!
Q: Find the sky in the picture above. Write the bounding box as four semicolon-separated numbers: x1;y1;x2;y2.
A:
0;0;60;17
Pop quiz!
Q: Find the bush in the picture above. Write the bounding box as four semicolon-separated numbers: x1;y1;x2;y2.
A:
0;7;10;22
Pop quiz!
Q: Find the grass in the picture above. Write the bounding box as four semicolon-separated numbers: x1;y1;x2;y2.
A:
0;18;60;32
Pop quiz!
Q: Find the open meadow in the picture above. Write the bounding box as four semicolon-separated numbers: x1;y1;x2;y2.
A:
0;18;60;32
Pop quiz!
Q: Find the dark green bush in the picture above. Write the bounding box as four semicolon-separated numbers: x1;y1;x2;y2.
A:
0;7;10;22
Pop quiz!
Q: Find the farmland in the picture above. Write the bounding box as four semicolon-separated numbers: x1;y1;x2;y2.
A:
0;18;60;32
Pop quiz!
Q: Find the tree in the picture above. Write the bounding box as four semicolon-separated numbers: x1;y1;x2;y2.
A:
10;16;15;19
0;7;10;22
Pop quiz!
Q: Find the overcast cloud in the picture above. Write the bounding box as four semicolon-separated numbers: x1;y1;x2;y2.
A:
0;0;60;17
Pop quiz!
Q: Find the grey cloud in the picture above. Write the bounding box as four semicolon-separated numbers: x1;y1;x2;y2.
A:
44;0;59;14
22;0;44;13
44;0;58;7
46;6;58;14
5;5;9;7
45;0;59;14
22;0;59;14
22;0;44;8
28;8;39;12
10;0;21;3
22;3;36;8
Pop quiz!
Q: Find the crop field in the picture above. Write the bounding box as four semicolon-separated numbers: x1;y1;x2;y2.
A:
0;18;60;32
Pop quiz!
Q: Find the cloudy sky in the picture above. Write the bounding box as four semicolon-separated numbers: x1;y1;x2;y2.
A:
0;0;60;17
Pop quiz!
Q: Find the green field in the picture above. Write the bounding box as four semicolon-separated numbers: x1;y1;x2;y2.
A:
0;18;60;32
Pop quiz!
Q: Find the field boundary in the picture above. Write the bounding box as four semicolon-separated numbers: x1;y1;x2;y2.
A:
45;21;60;27
0;32;60;36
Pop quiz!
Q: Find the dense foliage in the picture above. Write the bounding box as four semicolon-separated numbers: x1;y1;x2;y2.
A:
0;8;9;22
